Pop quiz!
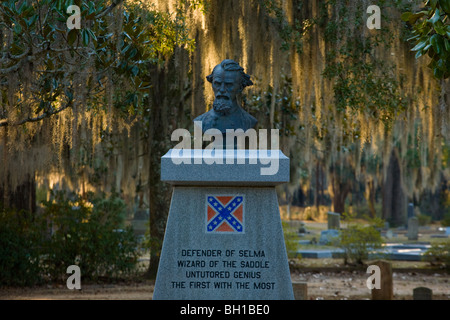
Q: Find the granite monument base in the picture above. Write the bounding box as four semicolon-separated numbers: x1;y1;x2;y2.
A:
153;186;294;300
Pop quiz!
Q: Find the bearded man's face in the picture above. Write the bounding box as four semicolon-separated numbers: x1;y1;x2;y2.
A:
211;67;241;115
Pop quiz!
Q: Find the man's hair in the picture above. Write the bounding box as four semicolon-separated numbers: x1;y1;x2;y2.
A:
206;59;253;91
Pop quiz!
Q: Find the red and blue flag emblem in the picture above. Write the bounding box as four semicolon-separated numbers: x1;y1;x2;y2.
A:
206;195;244;233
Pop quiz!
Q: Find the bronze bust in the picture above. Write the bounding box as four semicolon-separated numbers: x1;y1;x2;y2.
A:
194;59;257;133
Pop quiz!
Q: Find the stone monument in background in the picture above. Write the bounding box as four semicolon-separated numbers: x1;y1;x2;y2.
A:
407;216;419;241
413;287;432;300
153;60;294;300
327;212;340;230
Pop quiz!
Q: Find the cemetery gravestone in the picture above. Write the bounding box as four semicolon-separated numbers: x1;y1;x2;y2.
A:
153;60;294;300
371;260;393;300
298;222;307;234
413;287;432;300
327;212;340;230
385;229;393;239
292;282;307;300
131;209;148;237
319;229;340;245
407;217;419;241
407;203;414;219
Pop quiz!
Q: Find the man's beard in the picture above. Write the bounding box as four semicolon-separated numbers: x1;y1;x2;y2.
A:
213;96;233;115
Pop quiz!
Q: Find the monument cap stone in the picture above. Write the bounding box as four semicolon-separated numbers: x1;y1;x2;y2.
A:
161;149;289;186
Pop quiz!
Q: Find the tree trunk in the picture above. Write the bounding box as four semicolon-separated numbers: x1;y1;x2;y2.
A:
439;79;450;140
145;66;172;279
144;53;190;278
314;160;320;213
292;187;305;207
330;166;352;214
1;126;8;208
146;151;171;279
1;126;36;214
382;149;406;226
331;185;350;214
0;174;36;214
366;179;376;218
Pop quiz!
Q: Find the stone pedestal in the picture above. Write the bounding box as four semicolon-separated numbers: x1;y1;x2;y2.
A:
153;149;294;300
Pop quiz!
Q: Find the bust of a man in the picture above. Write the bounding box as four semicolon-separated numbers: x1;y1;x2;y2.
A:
194;59;257;133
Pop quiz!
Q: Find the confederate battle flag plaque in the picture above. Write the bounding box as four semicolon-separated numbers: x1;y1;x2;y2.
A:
206;195;244;233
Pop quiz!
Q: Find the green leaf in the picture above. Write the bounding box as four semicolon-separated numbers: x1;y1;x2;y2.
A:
131;65;139;76
67;29;78;46
411;40;427;51
401;12;412;22
122;31;132;41
26;15;38;27
128;47;138;59
121;44;131;54
430;0;439;10
86;1;97;20
82;29;90;46
429;8;440;24
430;34;444;54
415;49;424;59
407;34;420;41
86;29;97;42
439;0;450;14
433;67;444;78
445;38;450;52
17;1;28;15
14;23;22;34
434;22;447;35
408;11;427;24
